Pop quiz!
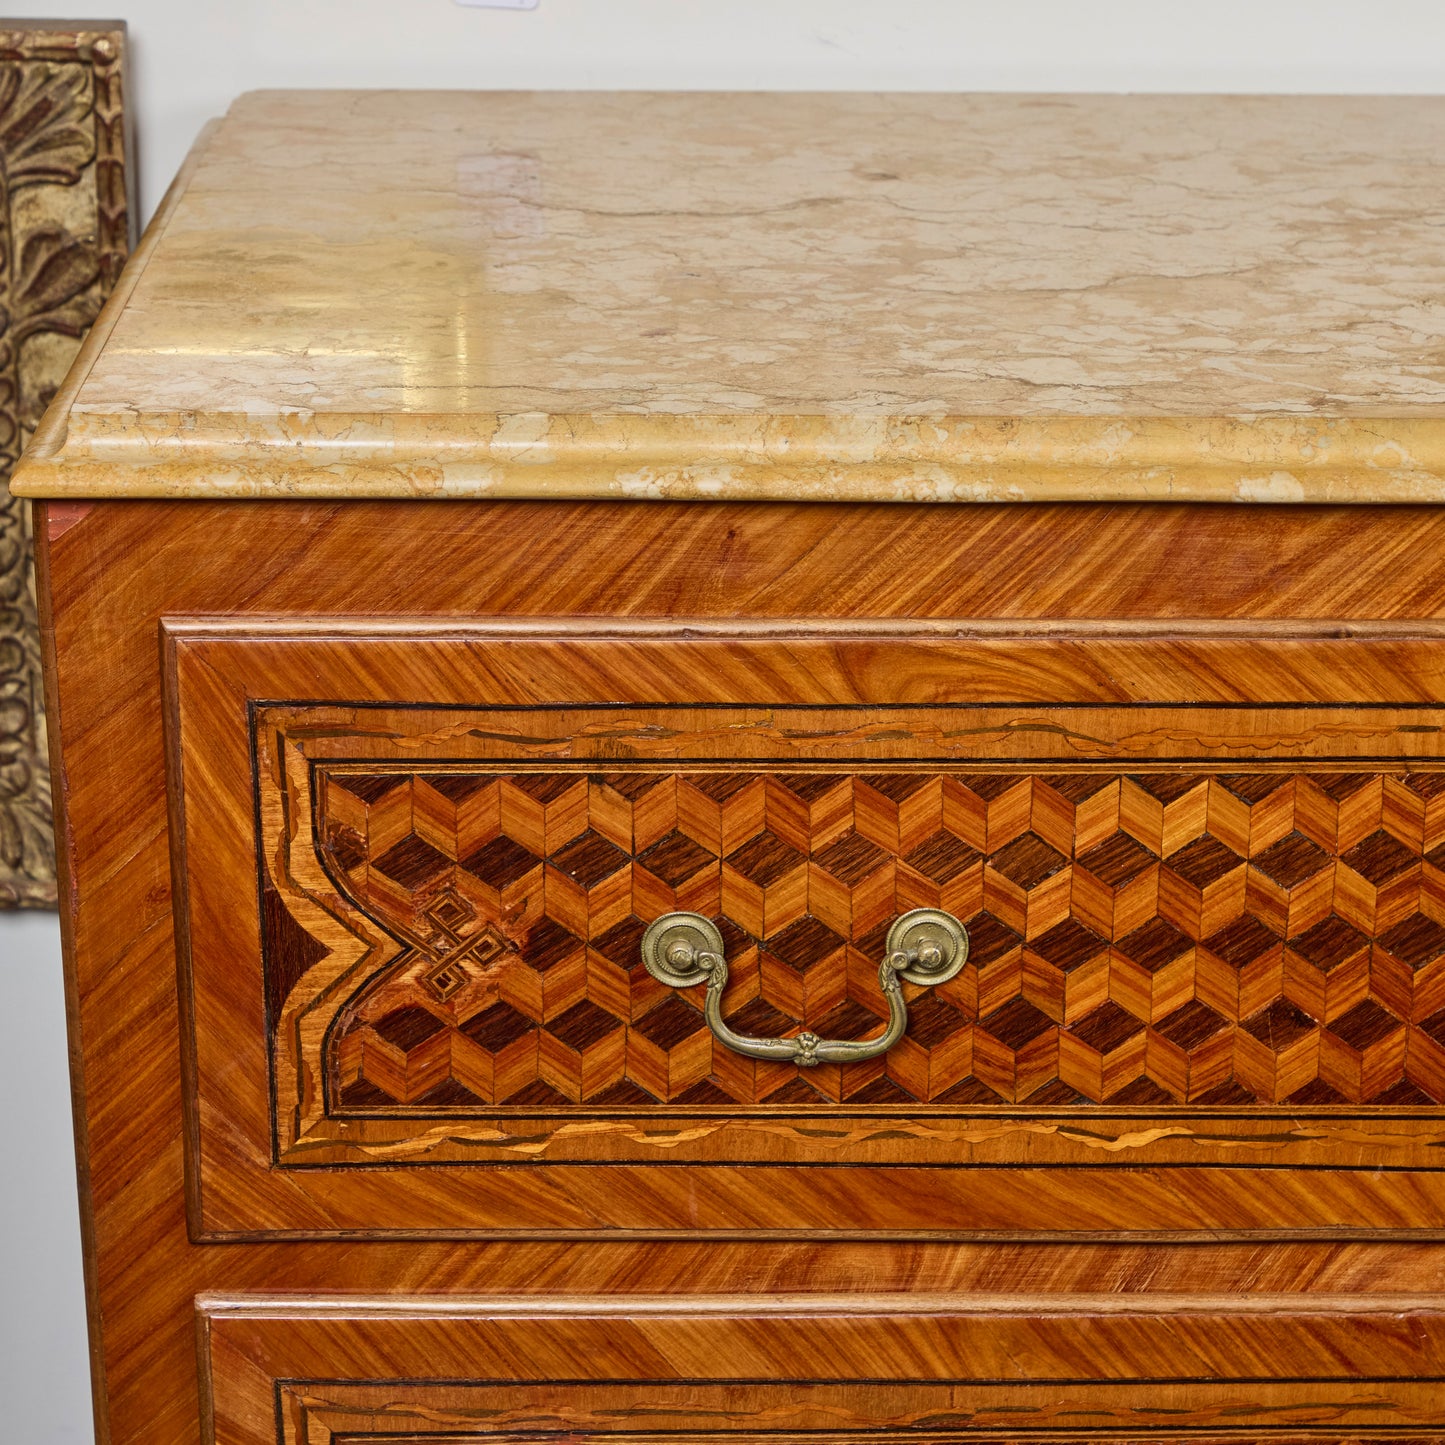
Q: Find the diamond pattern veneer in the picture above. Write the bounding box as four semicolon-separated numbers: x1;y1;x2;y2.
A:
274;767;1445;1108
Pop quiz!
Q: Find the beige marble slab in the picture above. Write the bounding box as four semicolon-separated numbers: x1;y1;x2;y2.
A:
15;90;1445;502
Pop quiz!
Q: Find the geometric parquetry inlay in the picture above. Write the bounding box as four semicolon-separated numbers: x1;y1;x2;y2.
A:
266;767;1445;1109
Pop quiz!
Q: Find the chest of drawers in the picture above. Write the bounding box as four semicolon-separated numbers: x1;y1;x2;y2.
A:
15;89;1445;1445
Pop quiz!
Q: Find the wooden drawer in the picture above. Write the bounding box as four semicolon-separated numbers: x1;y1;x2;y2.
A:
200;1293;1445;1445
167;621;1445;1238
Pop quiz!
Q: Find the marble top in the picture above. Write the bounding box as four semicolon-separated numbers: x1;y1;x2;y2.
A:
15;89;1445;502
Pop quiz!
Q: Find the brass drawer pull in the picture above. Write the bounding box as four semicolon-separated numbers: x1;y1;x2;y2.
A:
640;908;968;1067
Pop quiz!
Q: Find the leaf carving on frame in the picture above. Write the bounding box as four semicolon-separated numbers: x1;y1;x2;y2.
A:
12;226;102;342
0;58;95;188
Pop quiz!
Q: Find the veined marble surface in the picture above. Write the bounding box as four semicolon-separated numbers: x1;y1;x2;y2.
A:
15;90;1445;502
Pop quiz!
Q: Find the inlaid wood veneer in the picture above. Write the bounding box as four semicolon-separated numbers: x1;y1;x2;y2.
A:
35;492;1445;1445
163;621;1445;1237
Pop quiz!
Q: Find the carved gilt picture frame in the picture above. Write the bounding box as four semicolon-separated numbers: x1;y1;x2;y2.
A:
0;22;132;907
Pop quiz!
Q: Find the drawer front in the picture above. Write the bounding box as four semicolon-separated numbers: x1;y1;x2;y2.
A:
168;623;1445;1237
200;1294;1445;1445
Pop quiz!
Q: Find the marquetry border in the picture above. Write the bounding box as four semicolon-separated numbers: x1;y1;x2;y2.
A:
257;702;1445;1165
278;1407;1445;1445
0;23;131;908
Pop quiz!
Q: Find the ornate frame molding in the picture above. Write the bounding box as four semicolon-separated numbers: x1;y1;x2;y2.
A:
0;23;131;907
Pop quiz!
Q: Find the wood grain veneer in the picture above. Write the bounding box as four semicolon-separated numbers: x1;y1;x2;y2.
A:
38;497;1445;1443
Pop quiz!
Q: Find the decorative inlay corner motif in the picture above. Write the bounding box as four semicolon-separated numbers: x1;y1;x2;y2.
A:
0;24;131;908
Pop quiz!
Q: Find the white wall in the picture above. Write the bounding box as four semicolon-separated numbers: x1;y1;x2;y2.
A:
6;0;1445;218
0;913;88;1443
5;2;1445;1439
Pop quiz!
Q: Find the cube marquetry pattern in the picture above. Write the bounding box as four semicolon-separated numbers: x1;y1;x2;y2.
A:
271;767;1445;1109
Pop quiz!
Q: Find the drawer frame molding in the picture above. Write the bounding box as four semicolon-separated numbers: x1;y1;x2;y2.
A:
197;1292;1445;1445
166;619;1445;1239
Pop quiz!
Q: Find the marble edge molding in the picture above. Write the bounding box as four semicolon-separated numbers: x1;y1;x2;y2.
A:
13;411;1445;503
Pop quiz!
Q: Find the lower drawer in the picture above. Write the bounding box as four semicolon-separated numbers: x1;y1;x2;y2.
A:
200;1293;1445;1445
